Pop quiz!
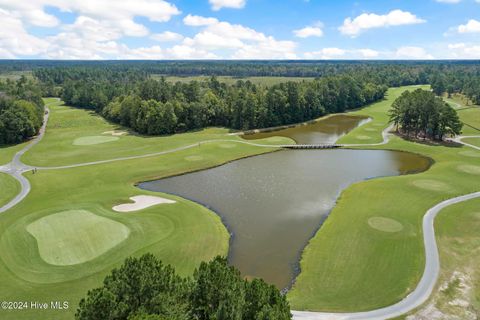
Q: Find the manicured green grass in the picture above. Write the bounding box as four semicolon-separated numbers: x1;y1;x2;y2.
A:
26;209;131;266
463;137;480;147
288;86;480;311
338;85;430;145
153;75;314;86
401;198;480;319
0;173;20;207
0;143;27;166
23;101;289;167
0;99;289;319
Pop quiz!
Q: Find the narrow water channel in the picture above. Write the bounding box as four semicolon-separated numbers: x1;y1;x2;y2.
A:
139;115;431;289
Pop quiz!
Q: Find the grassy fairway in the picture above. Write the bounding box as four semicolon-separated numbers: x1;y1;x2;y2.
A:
0;99;288;319
463;137;480;147
0;173;20;207
23;100;288;167
288;86;480;311
0;143;27;166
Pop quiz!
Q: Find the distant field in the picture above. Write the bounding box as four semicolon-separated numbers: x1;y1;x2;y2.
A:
152;75;314;86
0;71;33;81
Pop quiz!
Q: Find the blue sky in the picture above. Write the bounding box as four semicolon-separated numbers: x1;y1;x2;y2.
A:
0;0;479;59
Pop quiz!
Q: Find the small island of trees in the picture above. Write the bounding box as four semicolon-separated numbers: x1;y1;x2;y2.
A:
389;89;463;141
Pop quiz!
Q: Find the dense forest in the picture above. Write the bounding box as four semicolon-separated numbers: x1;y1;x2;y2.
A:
0;76;45;144
389;89;463;140
76;254;291;320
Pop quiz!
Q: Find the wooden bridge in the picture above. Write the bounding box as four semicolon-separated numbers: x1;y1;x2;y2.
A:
281;144;341;149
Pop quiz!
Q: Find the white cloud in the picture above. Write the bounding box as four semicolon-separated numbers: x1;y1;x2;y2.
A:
457;19;480;33
232;37;297;59
357;48;379;58
183;14;219;26
305;48;346;59
0;9;49;57
182;15;296;58
151;31;184;42
339;9;425;36
447;43;480;58
0;0;180;30
209;0;246;11
395;46;433;59
294;25;323;38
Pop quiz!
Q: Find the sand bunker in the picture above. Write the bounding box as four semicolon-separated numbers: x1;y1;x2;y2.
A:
356;135;372;140
185;155;204;161
412;179;452;192
113;195;176;212
368;217;404;232
458;150;480;158
103;130;127;136
73;136;119;146
457;164;480;175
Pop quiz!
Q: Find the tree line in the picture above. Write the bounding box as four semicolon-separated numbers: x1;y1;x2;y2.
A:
431;71;480;105
0;76;45;144
76;254;291;320
58;75;387;134
389;89;463;141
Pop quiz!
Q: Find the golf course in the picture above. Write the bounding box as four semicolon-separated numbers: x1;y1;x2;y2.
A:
0;84;479;320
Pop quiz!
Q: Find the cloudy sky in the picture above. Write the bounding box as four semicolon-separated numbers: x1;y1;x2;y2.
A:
1;0;479;59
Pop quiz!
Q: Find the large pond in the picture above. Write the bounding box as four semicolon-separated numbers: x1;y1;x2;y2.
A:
139;115;431;289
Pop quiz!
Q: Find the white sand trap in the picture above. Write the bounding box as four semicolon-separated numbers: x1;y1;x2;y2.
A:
356;135;372;140
113;195;176;212
457;164;480;175
368;217;403;232
73;136;119;146
458;150;480;158
412;179;452;192
185;155;204;161
103;130;127;136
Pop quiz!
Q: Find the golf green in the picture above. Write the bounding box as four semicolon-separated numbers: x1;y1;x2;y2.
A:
26;210;130;266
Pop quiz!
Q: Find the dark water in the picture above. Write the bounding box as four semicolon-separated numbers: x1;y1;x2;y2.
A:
139;116;431;289
242;114;370;144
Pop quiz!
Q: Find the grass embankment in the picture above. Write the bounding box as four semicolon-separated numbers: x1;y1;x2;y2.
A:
0;100;290;319
0;173;20;207
288;85;480;312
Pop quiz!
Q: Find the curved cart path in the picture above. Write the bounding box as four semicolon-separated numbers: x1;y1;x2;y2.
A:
2;103;480;320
